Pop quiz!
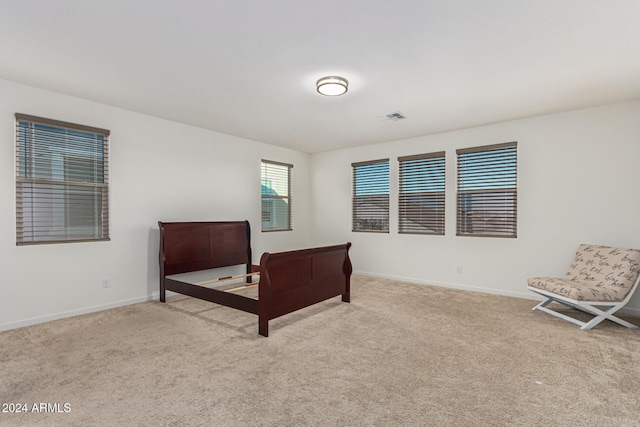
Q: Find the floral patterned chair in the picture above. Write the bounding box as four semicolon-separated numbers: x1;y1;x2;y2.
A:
527;244;640;329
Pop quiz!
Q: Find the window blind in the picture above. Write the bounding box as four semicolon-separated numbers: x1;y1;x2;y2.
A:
456;142;517;238
398;152;445;235
15;114;110;245
352;159;389;233
261;160;292;232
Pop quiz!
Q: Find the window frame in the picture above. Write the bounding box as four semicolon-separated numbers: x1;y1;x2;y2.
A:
456;142;517;238
352;158;390;233
15;113;110;245
261;159;293;232
398;151;445;235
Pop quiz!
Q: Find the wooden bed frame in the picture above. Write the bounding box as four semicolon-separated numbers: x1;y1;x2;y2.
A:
158;220;352;337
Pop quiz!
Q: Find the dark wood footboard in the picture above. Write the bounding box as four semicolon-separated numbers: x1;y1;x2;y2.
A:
257;243;352;337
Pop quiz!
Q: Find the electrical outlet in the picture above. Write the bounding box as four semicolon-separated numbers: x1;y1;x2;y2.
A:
456;266;463;274
101;278;111;288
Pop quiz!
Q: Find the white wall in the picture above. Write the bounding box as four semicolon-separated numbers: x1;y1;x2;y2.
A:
3;77;639;330
0;79;311;330
310;101;640;314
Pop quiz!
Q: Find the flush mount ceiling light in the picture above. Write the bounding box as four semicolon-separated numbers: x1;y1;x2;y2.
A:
316;76;348;96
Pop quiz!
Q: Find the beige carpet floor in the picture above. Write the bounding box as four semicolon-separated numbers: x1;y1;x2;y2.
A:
1;275;640;427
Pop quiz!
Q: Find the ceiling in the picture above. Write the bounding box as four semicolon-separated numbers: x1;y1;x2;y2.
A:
1;1;639;154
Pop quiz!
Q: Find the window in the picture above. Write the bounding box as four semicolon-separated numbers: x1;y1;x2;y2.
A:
456;142;517;238
352;159;389;232
15;114;110;245
261;160;292;231
398;152;445;235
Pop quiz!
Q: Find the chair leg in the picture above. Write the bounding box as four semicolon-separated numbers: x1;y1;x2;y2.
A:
578;305;639;330
608;316;639;329
531;297;639;329
579;313;607;330
532;298;553;311
534;303;587;328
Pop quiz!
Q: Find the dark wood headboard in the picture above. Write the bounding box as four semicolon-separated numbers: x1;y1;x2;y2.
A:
158;221;252;276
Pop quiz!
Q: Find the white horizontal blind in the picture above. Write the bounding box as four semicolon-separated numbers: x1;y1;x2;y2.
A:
261;160;292;232
352;159;389;232
456;142;517;238
15;114;110;245
398;152;445;235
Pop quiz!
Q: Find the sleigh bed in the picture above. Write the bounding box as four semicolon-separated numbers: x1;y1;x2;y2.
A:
158;220;352;337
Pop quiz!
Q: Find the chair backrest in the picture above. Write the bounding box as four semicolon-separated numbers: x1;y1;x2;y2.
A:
566;244;640;299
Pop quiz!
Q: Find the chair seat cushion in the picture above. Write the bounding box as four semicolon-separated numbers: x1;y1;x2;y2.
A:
528;277;629;302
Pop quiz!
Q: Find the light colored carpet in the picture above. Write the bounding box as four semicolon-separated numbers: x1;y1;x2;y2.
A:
1;275;639;426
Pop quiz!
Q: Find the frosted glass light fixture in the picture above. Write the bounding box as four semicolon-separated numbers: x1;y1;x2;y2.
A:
316;76;348;96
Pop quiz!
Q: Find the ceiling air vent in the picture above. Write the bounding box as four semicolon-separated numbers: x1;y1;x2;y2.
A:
377;111;407;121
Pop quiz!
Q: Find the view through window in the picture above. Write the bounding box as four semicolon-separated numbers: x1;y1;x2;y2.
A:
398;152;445;235
352;159;390;232
456;142;517;238
261;160;292;232
15;114;110;245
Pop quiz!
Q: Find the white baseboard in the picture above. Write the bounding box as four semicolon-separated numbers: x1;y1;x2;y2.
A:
3;274;638;332
354;271;640;317
0;295;157;332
